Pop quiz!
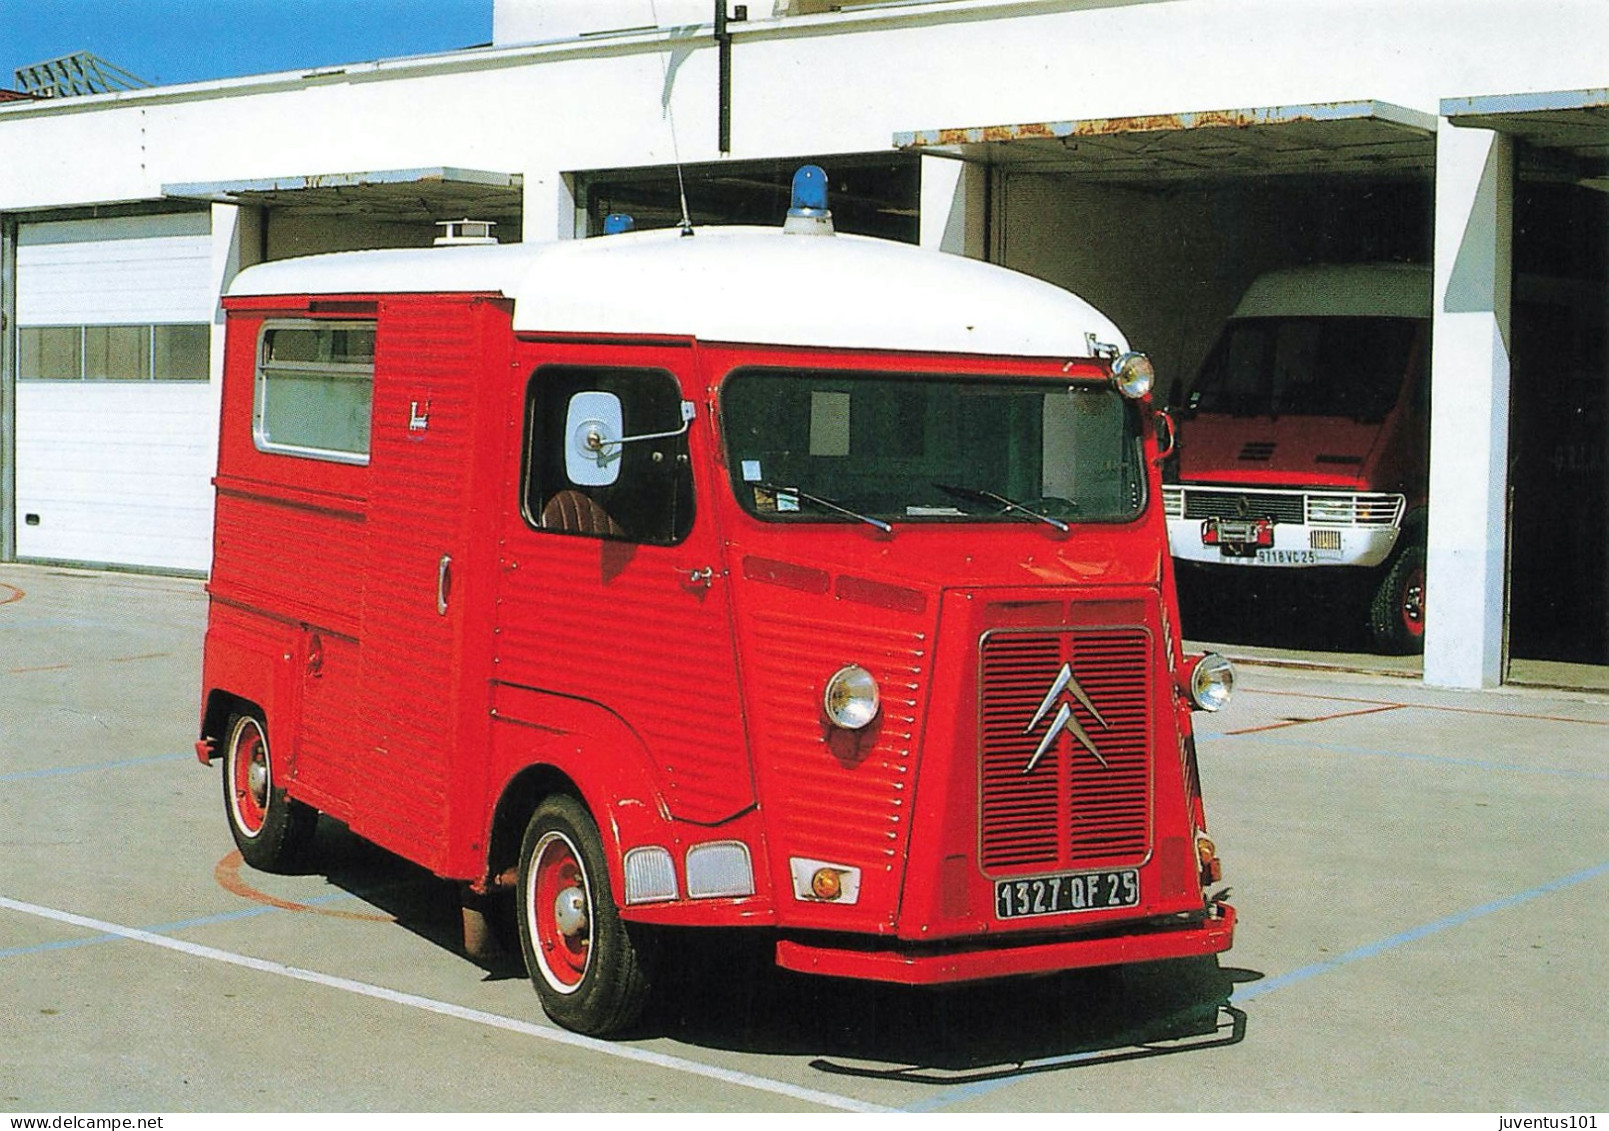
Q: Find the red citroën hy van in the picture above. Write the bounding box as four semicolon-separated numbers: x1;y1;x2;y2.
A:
197;168;1236;1036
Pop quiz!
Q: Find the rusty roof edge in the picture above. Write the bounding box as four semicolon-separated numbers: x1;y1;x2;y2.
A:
1441;87;1609;121
163;167;524;202
894;98;1439;150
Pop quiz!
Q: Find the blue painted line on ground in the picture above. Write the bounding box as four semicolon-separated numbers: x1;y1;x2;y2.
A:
1207;732;1609;780
1230;857;1609;1004
909;857;1609;1112
0;752;191;782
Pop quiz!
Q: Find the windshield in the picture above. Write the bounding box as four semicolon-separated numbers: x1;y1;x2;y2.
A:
1185;316;1421;421
721;368;1145;525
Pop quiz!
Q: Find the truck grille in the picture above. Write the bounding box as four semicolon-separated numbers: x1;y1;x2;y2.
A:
979;629;1152;873
1182;489;1305;524
1178;487;1404;528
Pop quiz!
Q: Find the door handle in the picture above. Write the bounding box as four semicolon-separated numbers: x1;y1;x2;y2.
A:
680;565;714;590
437;554;453;615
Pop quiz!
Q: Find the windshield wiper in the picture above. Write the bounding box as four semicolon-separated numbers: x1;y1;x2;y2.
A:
755;481;893;533
933;483;1070;532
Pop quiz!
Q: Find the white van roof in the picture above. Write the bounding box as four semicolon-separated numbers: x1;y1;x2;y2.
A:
1232;262;1431;320
227;226;1128;359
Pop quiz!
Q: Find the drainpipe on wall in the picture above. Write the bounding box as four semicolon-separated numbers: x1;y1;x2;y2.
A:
1;214;16;563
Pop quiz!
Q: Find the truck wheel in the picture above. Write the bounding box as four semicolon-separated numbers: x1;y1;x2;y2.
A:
516;795;655;1037
1369;545;1427;655
221;710;317;872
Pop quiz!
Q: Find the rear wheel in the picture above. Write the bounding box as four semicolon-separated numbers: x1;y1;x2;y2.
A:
1369;544;1427;654
221;710;316;872
516;795;655;1037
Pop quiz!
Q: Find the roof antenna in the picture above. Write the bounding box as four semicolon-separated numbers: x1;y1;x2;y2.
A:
650;0;696;236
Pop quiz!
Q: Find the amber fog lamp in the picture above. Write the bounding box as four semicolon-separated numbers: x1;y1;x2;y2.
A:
811;868;844;900
1186;652;1235;712
1112;351;1156;400
823;664;880;730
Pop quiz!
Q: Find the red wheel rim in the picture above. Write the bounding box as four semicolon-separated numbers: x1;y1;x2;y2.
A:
1401;566;1426;638
228;718;270;837
529;831;591;992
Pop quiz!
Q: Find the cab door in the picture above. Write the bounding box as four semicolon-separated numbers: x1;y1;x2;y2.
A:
493;341;754;824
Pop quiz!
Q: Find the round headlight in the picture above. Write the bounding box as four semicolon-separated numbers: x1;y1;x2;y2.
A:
1112;352;1155;400
1188;652;1235;712
823;664;880;730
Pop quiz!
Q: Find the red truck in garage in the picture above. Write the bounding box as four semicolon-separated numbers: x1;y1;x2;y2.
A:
1165;263;1432;653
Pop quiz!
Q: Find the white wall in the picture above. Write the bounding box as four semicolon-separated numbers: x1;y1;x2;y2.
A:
3;0;1606;219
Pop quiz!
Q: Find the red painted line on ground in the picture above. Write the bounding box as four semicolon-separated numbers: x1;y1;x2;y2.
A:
0;583;24;606
7;662;73;674
213;850;394;923
1251;685;1608;726
1227;702;1407;736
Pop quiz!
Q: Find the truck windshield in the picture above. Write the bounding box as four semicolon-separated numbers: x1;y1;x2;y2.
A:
722;368;1145;525
1185;316;1421;421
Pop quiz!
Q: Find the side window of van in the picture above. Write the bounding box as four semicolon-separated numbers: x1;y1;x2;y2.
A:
254;321;375;464
522;366;694;546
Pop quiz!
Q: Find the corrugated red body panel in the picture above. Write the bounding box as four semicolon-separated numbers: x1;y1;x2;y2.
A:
352;296;504;870
736;597;930;928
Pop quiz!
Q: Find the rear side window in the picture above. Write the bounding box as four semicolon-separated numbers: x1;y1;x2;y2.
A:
522;365;694;546
254;321;375;464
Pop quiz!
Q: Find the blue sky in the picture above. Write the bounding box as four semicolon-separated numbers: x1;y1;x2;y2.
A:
1;0;493;91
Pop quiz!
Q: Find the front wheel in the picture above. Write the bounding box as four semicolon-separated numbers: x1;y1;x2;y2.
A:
516;795;656;1037
1369;544;1427;654
221;710;317;872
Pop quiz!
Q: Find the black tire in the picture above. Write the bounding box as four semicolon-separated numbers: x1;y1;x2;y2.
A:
220;710;317;872
516;795;656;1037
1369;543;1427;655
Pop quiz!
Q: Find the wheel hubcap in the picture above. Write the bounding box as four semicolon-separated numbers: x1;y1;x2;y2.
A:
1402;569;1426;634
531;832;591;991
230;721;270;835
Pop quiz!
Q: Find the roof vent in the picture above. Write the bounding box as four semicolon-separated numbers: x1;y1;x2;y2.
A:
434;219;498;246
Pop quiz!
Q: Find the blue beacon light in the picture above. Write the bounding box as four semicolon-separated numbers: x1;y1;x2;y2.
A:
783;165;835;235
602;213;635;235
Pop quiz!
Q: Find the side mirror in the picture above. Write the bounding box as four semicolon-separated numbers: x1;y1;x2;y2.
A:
566;391;624;487
565;391;698;487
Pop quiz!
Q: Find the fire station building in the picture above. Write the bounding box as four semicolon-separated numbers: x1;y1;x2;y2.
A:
0;0;1604;691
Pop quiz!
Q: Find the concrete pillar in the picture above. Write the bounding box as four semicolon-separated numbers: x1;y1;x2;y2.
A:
1424;126;1514;689
919;155;987;259
523;171;580;243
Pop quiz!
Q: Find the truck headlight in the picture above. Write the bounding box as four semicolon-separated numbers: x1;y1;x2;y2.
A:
1112;352;1155;399
823;664;880;730
1186;652;1235;712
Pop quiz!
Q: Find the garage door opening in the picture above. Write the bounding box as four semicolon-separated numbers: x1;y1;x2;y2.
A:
899;101;1438;667
1508;170;1608;671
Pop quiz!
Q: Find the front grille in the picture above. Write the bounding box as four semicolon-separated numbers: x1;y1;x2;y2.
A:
979;629;1151;873
1178;487;1405;528
1182;489;1305;524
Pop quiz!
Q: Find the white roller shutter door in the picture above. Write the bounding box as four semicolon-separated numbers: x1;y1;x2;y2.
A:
15;212;218;573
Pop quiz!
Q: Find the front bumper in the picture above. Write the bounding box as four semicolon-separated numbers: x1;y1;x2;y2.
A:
1167;518;1398;568
774;903;1234;985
